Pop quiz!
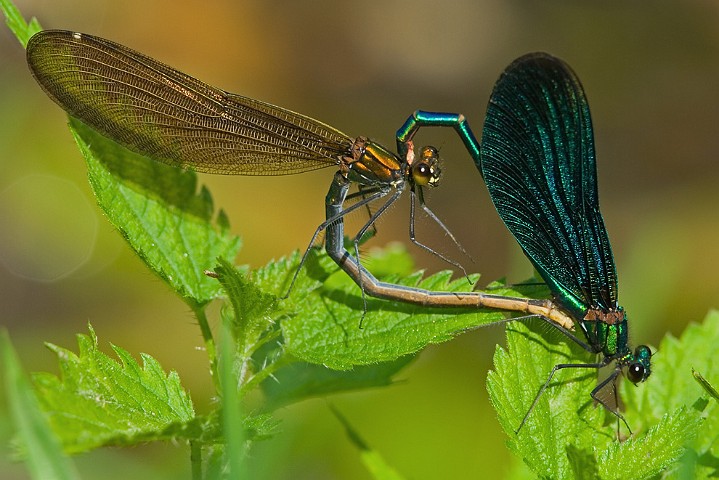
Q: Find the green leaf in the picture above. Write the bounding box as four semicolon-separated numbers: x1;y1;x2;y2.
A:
31;325;196;453
71;120;241;307
566;444;598;479
622;310;719;477
214;257;278;350
261;355;416;410
358;242;416;278
489;315;705;479
251;248;335;301
488;321;605;479
1;330;79;480
281;246;514;369
229;246;505;407
0;0;41;47
331;405;406;480
598;406;701;479
623;312;719;424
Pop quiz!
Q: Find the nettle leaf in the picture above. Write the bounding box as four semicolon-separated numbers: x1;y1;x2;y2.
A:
246;246;500;405
261;355;416;410
214;258;278;348
234;249;419;406
357;242;416;279
488;321;605;479
31;326;196;453
71;120;241;307
282;263;510;368
489;318;702;480
252;247;340;302
623;312;719;424
598;406;700;479
622;310;719;477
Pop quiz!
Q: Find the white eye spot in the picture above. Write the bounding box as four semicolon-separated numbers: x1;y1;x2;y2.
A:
72;32;82;40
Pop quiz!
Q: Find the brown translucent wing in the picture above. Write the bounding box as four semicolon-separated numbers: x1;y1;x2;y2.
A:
26;30;354;175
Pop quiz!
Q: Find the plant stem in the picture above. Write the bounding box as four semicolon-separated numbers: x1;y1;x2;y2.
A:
239;352;292;397
190;441;202;480
192;304;219;392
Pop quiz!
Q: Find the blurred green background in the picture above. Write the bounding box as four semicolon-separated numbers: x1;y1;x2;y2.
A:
1;0;718;478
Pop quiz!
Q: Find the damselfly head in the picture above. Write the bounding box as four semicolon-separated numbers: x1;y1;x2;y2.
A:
411;146;441;187
626;345;652;384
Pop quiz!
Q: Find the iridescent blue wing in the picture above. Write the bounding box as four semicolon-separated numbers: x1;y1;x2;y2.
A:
480;53;617;318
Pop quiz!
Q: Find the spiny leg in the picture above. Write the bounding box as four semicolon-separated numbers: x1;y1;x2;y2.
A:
283;177;389;299
409;187;473;284
590;368;631;436
351;188;404;322
517;359;609;434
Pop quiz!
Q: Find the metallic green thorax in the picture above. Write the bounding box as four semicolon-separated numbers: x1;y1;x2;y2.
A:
581;307;629;358
581;306;652;382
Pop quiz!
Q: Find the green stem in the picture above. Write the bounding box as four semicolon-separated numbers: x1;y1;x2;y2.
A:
235;328;282;390
190;441;202;480
192;303;219;392
219;322;246;477
239;352;293;397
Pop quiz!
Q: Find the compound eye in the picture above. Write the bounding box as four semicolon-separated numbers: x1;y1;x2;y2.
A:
627;363;645;383
412;162;435;186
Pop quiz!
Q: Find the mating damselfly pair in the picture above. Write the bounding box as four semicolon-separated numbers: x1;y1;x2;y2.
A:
26;29;651;433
